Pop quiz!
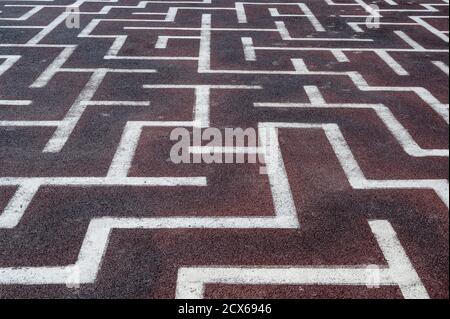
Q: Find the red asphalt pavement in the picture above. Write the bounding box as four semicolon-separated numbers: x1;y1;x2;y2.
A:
0;0;448;299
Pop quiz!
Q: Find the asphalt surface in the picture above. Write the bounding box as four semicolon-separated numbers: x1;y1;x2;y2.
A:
0;0;448;299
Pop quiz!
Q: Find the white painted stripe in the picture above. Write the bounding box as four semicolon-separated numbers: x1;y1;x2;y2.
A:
0;183;40;228
432;61;449;75
369;220;429;299
27;11;70;45
383;0;398;5
0;177;207;187
108;121;195;178
298;3;325;32
106;35;127;56
0;100;32;106
194;86;210;127
0;55;20;76
198;14;211;72
107;123;143;178
190;146;261;154
332;50;349;62
83;101;150;106
235;2;247;23
375;50;409;76
0;121;59;127
304;86;326;105
241;37;256;61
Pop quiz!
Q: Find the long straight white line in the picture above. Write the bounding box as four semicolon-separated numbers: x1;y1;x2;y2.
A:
0;100;32;106
107;123;142;178
322;124;449;208
241;37;256;61
198;14;211;71
0;120;59;126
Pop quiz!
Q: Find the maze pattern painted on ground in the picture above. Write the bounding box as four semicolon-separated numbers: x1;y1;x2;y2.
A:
0;0;448;298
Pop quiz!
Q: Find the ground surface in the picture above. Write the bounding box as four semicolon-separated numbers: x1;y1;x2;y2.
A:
0;0;448;299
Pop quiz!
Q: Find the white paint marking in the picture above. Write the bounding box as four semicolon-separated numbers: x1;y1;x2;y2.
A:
241;37;256;61
30;47;76;88
43;69;107;153
375;50;409;76
432;61;449;76
298;3;325;32
0;183;40;228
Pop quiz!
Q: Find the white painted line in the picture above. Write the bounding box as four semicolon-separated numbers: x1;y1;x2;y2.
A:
43;69;107;153
0;182;40;228
298;4;325;32
432;61;449;76
30;47;76;88
0;100;32;106
83;101;150;106
0;55;20;76
194;86;210;127
375;50;409;76
395;31;426;51
198;14;211;72
304;86;326;105
235;2;247;23
241;37;256;61
331;50;349;62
